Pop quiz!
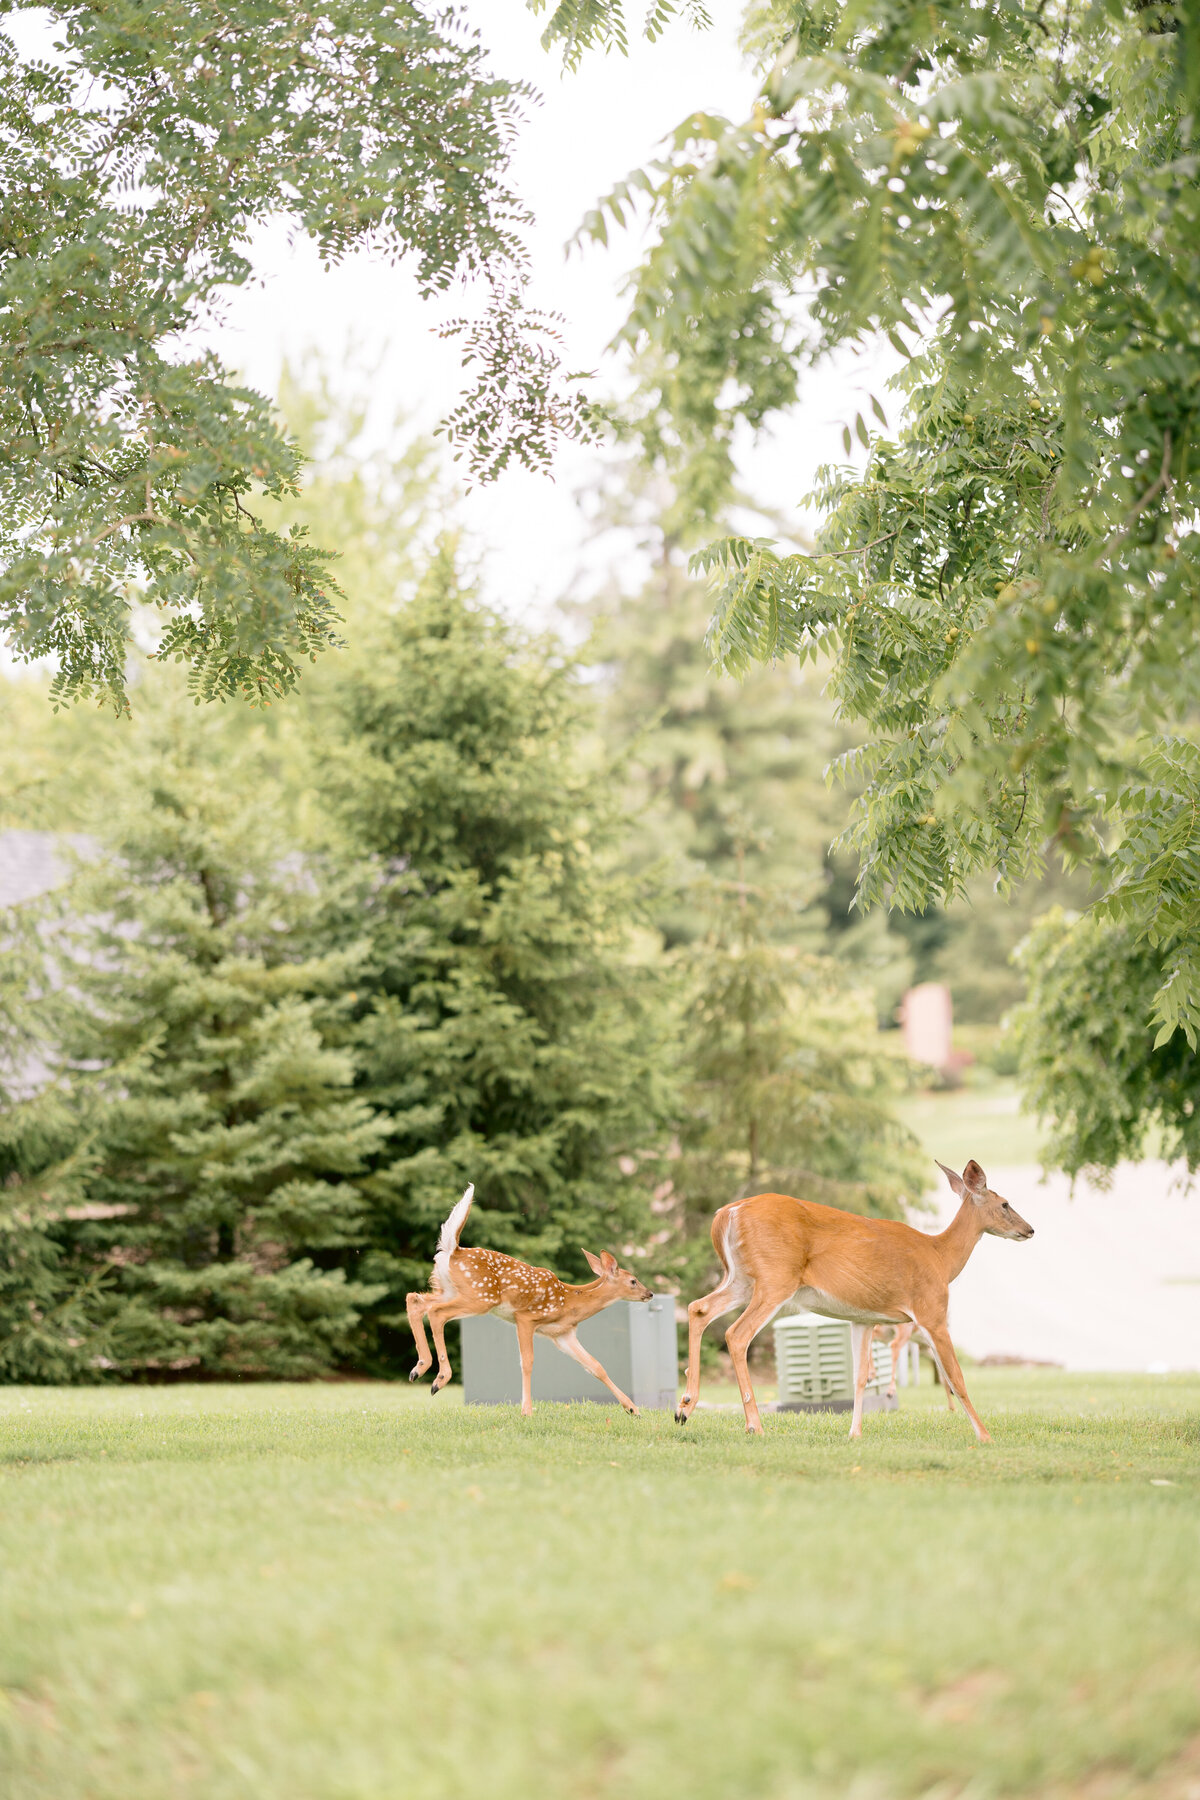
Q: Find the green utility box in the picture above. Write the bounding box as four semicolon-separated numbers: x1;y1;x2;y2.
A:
460;1296;678;1410
772;1312;898;1414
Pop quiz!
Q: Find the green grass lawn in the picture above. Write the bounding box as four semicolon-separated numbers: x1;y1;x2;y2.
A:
2;1373;1198;1800
897;1076;1048;1172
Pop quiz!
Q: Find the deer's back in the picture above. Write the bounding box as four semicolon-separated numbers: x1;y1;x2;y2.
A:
726;1192;935;1309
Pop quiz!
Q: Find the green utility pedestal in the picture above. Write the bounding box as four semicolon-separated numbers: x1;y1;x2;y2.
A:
772;1312;898;1414
460;1296;678;1410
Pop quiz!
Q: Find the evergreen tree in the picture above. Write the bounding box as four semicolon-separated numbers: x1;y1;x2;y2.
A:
316;551;670;1369
577;484;926;1028
583;521;850;929
36;709;388;1379
0;904;106;1382
584;481;1090;1029
658;882;927;1292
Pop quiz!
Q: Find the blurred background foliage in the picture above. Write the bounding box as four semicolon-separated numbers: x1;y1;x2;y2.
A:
0;359;1087;1380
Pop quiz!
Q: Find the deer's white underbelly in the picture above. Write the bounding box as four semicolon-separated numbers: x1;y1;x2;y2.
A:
793;1286;907;1327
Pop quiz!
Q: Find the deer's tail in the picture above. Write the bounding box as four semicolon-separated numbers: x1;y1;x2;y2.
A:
437;1185;475;1257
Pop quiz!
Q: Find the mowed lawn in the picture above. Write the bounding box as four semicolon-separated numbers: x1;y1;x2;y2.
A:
1;1373;1198;1800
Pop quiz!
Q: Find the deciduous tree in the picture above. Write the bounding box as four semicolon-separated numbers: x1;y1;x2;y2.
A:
566;0;1200;1155
0;1;588;711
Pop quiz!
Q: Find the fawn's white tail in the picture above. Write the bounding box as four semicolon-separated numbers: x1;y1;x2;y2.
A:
437;1185;475;1256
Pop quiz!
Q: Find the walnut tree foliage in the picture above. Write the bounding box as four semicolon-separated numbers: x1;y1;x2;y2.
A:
563;0;1200;1161
0;0;589;712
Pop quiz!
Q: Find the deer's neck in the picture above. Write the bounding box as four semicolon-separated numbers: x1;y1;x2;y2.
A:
933;1199;985;1282
559;1278;608;1322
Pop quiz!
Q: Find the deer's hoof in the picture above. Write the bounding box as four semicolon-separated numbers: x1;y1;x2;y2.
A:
674;1408;689;1425
624;1404;640;1418
408;1366;424;1383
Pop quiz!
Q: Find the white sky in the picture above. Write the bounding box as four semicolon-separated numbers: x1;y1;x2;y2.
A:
203;0;894;623
1;1;893;629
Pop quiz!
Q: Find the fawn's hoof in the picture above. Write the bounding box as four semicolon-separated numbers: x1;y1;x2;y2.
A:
624;1404;640;1418
409;1366;424;1383
674;1409;689;1425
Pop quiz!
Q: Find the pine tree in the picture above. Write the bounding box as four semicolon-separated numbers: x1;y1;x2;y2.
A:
658;882;928;1292
315;550;670;1369
577;485;917;1018
585;544;851;936
0;903;106;1382
37;707;388;1379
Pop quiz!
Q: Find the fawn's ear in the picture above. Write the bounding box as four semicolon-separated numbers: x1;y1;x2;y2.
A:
581;1249;605;1276
599;1250;619;1275
961;1159;988;1195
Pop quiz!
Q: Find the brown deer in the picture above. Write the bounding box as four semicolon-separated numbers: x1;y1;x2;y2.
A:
676;1159;1033;1442
406;1186;654;1416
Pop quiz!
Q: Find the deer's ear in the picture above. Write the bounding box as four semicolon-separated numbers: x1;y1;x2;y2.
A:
936;1160;965;1198
962;1159;988;1195
581;1249;605;1276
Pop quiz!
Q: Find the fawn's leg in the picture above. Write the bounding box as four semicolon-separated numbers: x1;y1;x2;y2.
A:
677;1275;744;1424
406;1292;433;1380
724;1283;790;1436
424;1299;491;1395
550;1329;639;1416
849;1323;876;1440
919;1318;991;1444
516;1314;536;1417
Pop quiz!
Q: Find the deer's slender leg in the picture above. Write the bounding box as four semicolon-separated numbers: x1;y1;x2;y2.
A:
919;1318;991;1444
912;1324;955;1410
677;1275;744;1424
724;1283;791;1437
406;1291;433;1380
888;1322;913;1399
516;1314;536;1417
424;1298;491;1395
549;1329;639;1416
849;1323;875;1440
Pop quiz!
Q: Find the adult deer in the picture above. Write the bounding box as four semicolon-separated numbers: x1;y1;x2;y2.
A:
406;1186;653;1416
676;1159;1033;1442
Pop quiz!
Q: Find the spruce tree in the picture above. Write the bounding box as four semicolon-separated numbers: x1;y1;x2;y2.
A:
659;883;928;1293
317;551;669;1369
0;905;106;1382
39;708;388;1379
